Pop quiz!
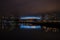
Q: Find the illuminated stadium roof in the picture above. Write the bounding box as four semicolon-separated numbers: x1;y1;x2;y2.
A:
20;16;42;19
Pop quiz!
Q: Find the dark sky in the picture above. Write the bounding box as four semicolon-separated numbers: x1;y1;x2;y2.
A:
0;0;60;16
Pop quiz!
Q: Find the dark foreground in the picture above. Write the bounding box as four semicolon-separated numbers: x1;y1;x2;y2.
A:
1;31;60;40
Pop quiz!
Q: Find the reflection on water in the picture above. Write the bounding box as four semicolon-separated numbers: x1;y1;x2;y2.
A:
20;24;41;29
42;26;59;32
19;24;59;32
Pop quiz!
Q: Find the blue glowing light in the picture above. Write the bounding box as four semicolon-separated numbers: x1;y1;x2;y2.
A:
20;24;41;29
20;16;42;29
20;16;42;20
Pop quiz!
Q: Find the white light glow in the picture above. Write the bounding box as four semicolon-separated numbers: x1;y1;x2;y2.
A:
20;17;41;19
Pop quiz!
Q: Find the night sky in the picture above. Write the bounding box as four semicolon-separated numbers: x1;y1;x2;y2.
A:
0;0;60;16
